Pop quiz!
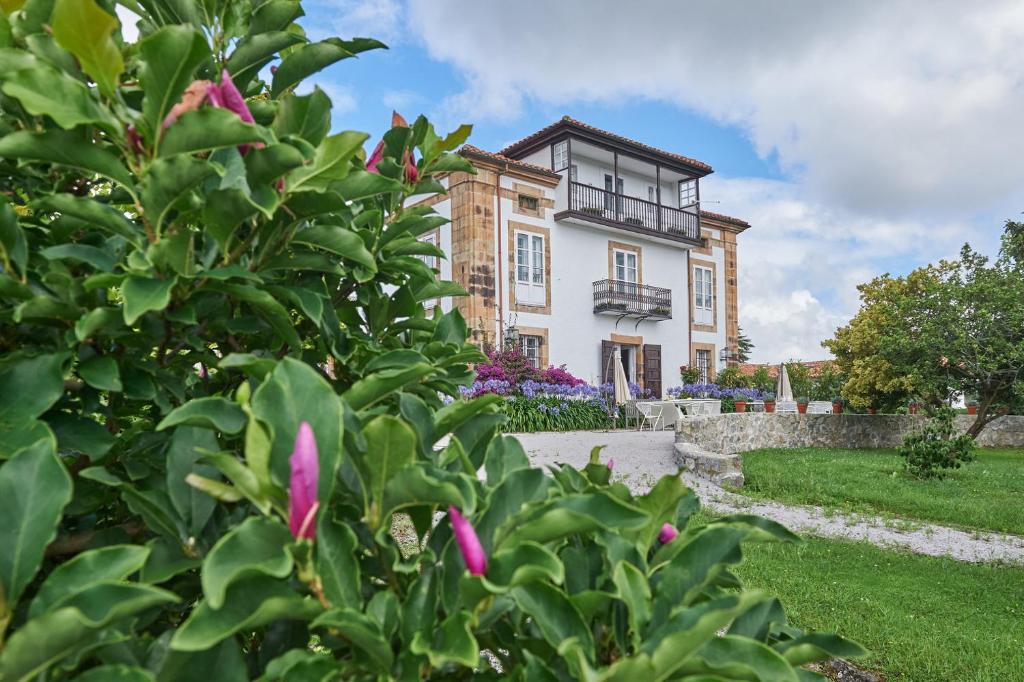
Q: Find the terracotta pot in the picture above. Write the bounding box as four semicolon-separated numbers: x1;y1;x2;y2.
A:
967;405;978;415
868;408;877;415
832;403;843;414
764;401;775;413
734;400;746;413
797;403;808;414
908;403;920;415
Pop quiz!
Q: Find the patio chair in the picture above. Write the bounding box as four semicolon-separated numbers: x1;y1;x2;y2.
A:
635;402;664;431
620;400;641;429
775;400;798;414
807;401;833;414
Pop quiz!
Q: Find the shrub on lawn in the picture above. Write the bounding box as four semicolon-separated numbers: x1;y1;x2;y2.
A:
899;407;976;478
0;1;861;678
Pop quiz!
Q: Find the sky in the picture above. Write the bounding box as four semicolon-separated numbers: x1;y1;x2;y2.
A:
125;0;1024;363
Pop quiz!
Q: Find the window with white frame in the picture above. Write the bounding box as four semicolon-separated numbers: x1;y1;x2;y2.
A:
553;141;568;171
570;164;578;181
693;265;713;325
695;349;711;383
679;178;697;207
613;250;638;292
515;231;546;305
520;335;542;369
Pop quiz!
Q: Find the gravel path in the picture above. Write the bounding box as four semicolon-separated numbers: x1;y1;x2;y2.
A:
512;430;1024;565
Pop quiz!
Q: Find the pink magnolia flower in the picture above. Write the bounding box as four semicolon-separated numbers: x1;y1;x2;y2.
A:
658;523;678;544
391;110;409;128
366;139;385;173
607;458;615;471
162;79;213;129
448;505;486;575
215;69;255;124
366;111;417;181
403;150;418;183
288;422;320;541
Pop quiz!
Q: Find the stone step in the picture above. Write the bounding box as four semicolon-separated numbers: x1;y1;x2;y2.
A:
674;442;744;489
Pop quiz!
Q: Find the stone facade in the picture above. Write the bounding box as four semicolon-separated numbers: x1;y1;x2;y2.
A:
675;413;1024;455
448;170;498;346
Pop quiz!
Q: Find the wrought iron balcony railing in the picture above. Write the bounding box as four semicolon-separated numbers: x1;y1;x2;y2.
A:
567;182;700;243
593;279;672;320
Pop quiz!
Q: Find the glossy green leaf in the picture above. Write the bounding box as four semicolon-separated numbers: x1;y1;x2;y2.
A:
72;665;155;682
0;419;55;460
29;545;149;617
410;610;478;669
1;67;113;129
498;491;650;548
171;576;321;652
121;276;177;325
160;107;268;157
166;426;220;536
381;463;475;519
293;223;376;271
149;635;247;682
79;355;121;391
511;582;594;656
310;608;393;670
139;25;212;140
0;352;67;422
0;129;134;188
201;516;293;609
202;281;301;349
684;635;798;682
342;364;434;411
226;30;303;88
286;131;367;192
434;394;503;439
273;87;331;145
250;358;343;499
51;0;124;97
333;170;404;200
775;632;867;666
141;155;217;233
316;513;361;608
0;439;73;606
360;415;415;516
483;435;531;485
271;37;385;97
157;397;247;434
612;561;651;646
486;541;563;589
46;412;114;461
33;194;142;247
0;200;26;276
40;244;116;272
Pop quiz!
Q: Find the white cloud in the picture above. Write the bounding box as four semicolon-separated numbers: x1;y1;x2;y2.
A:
116;4;141;43
308;0;403;44
296;80;358;114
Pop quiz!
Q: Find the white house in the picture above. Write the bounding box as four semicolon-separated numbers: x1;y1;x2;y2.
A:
414;116;749;397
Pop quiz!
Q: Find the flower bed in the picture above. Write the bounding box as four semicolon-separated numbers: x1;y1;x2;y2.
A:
667;383;765;413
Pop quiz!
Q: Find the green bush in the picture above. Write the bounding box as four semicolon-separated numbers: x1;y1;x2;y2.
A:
0;1;862;678
715;366;750;389
899;408;976;479
501;396;612;432
751;366;775;393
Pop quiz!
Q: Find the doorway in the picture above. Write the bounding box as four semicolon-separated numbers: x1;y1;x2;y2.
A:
618;344;635;383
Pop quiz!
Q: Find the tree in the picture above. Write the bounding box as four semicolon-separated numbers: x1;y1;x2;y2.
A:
825;222;1024;435
737;326;754;363
0;1;860;678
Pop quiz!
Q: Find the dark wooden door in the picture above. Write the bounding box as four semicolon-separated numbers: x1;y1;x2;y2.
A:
643;344;662;398
600;340;615;384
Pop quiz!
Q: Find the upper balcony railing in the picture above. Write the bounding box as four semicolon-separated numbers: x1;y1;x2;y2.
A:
593;279;672;320
565;182;701;244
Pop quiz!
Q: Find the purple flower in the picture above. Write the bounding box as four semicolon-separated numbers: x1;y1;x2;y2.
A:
215;69;255;124
288;422;320;541
607;458;615;471
658;523;678;544
448;506;487;575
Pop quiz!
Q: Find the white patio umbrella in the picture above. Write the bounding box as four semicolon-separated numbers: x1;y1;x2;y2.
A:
776;363;793;402
613;347;630;406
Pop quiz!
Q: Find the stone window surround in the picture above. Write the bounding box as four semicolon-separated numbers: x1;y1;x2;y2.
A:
610;332;643;387
606;240;643;285
510;182;549;219
508;220;552;315
691;342;716;382
690;257;718;333
517;325;549;369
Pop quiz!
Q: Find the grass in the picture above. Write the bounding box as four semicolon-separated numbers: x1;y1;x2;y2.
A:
740;447;1024;535
732;535;1024;681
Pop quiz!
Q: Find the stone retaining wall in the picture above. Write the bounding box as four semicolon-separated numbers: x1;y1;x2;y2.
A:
675;413;1024;454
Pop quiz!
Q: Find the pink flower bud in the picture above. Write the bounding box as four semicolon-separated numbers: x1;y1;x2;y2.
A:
391;110;409;128
215;69;255;124
403;149;418;183
366;139;384;174
288;422;320;540
162;79;213;129
448;506;486;576
658;523;678;544
607;458;615;471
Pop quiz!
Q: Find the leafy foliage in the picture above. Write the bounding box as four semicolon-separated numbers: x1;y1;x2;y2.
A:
0;1;860;678
899;408;976;479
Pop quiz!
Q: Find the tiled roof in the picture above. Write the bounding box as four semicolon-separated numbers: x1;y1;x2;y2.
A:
700;210;751;228
738;360;833;378
459;144;561;178
499;116;713;174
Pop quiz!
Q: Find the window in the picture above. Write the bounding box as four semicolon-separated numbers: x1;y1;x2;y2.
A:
521;335;542;369
518;194;539;212
614;250;638;284
570;164;578;181
695;349;711;383
679;178;697;207
515;231;546;305
553;141;568;171
693;265;713;325
417;233;438;269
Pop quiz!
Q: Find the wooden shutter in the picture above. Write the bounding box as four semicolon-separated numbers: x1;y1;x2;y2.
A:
600;340;615;384
643;344;662;398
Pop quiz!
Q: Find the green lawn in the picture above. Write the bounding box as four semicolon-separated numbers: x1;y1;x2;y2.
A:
740;447;1024;535
732;535;1024;681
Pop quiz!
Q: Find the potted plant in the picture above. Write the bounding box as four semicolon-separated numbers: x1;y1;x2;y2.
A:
763;392;776;412
908;399;921;415
734;397;747;413
966;399;978;415
624;216;644;226
867;407;878;415
832;396;844;414
581;206;604;216
796;396;809;414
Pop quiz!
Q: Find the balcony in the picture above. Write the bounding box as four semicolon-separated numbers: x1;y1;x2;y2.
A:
561;182;701;244
593;279;672;321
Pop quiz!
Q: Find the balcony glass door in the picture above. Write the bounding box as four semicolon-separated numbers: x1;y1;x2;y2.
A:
603;174;623;215
613;250;637;296
693;265;713;325
515;231;545;305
